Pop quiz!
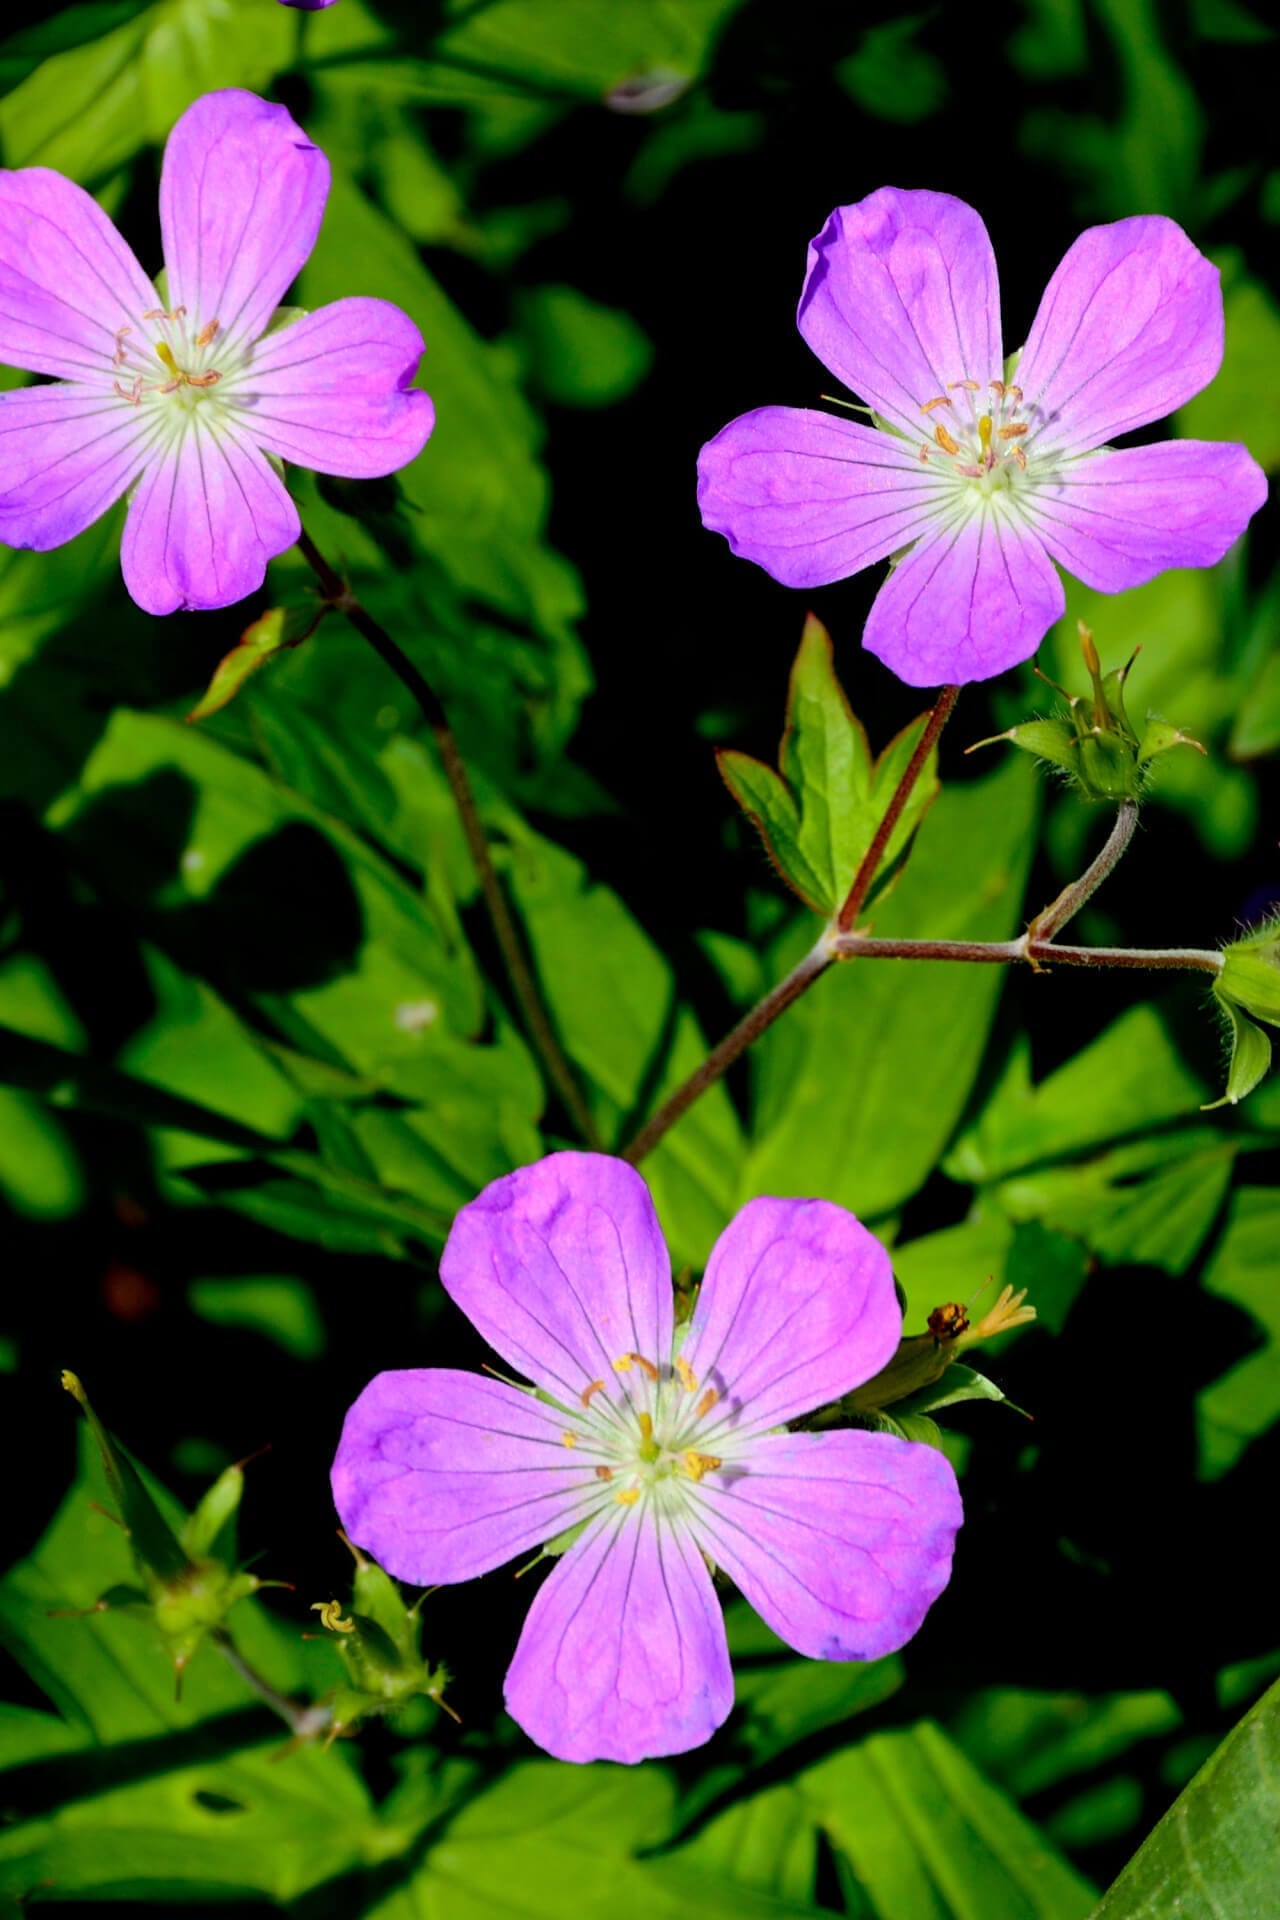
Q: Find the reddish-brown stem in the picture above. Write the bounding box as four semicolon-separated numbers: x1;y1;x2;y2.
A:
622;937;832;1165
831;933;1223;974
835;683;960;934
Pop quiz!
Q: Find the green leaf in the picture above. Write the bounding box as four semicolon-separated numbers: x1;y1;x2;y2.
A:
743;756;1036;1219
718;614;939;916
1178;250;1280;472
800;1720;1096;1919
1204;999;1272;1109
894;1362;1024;1419
367;1758;826;1920
185;607;316;723
1197;1188;1280;1478
1090;1675;1280;1919
0;0;297;181
187;1277;326;1360
946;1009;1207;1183
515;283;654;407
509;826;745;1266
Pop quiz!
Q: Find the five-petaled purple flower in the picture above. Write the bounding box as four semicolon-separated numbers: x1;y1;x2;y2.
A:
0;89;432;615
698;187;1267;688
332;1151;962;1764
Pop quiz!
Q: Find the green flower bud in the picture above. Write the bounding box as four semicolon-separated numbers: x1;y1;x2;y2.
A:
60;1372;281;1686
969;624;1203;801
310;1535;457;1740
1218;920;1280;1027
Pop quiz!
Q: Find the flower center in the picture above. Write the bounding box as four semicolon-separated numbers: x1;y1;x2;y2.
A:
109;306;228;415
916;378;1031;488
568;1350;725;1512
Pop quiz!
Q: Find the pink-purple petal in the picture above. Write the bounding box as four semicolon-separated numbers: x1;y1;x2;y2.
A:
862;508;1065;687
680;1196;900;1438
1024;439;1268;592
242;298;434;478
696;406;951;589
439;1153;673;1411
695;1430;962;1661
159;90;329;355
331;1368;594;1585
0;167;158;381
1016;216;1224;459
0;384;151;549
798;188;1002;441
504;1510;733;1763
119;422;300;615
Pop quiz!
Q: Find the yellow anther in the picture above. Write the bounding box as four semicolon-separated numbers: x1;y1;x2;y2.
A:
1007;385;1023;406
680;1451;722;1483
989;378;1006;399
1012;446;1028;471
615;1487;641;1506
155;341;180;377
998;421;1028;439
614;1352;659;1381
638;1412;654;1442
675;1356;697;1393
978;416;993;457
594;1464;614;1482
920;395;952;412
948;379;981;391
195;317;220;348
310;1599;354;1634
185;370;221;389
695;1387;719;1419
581;1378;606;1407
561;1430;577;1449
934;424;961;456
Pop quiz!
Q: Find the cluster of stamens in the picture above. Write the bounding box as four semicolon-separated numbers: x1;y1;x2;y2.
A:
563;1347;727;1511
109;306;224;408
917;378;1032;482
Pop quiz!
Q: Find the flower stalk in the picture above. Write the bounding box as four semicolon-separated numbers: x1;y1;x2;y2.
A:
295;529;599;1150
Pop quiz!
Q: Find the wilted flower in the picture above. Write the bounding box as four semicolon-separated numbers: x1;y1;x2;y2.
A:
698;187;1266;688
0;89;432;614
332;1152;962;1765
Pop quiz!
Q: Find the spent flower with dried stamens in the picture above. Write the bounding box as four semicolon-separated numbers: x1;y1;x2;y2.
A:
0;89;432;614
698;187;1266;687
332;1152;961;1764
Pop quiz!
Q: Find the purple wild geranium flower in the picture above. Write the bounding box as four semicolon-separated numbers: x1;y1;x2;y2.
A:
697;187;1267;688
332;1151;962;1764
0;88;431;614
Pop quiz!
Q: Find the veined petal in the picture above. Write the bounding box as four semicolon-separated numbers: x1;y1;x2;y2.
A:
241;298;434;478
1016;216;1223;459
862;506;1065;687
798;188;1002;442
697;406;951;589
0;383;151;550
1023;440;1268;592
439;1153;673;1412
693;1430;962;1661
120;418;300;615
331;1369;595;1585
159;90;329;355
680;1196;900;1439
0;168;157;381
504;1507;733;1763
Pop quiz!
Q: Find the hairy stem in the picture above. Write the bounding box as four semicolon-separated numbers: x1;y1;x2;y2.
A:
835;683;960;934
622;936;832;1165
832;933;1223;974
1028;798;1139;943
295;529;599;1148
212;1629;332;1742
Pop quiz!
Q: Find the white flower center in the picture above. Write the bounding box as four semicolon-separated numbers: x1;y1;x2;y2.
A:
916;377;1035;495
563;1348;733;1522
108;305;239;446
